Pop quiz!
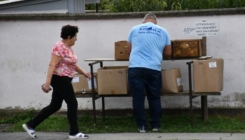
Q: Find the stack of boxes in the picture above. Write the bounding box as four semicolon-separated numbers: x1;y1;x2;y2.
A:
168;37;223;93
72;38;223;95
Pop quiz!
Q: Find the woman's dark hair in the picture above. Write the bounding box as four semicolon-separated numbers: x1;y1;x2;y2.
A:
60;25;79;39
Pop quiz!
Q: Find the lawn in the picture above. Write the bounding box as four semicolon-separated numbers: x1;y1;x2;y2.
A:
1;110;245;133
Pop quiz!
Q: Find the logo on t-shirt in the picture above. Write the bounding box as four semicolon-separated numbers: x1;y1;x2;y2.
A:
139;26;162;36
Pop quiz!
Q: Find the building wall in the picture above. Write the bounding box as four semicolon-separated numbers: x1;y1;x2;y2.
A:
0;0;100;14
0;9;245;111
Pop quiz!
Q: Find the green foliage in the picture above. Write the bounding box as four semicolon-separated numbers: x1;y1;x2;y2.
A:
86;0;113;11
86;0;167;12
171;0;182;10
110;0;167;12
87;0;245;12
164;0;245;10
0;110;36;124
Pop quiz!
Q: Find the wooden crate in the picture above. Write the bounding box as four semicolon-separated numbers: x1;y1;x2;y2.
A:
171;37;206;59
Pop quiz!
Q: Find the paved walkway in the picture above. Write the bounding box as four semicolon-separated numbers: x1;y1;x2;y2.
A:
0;132;244;140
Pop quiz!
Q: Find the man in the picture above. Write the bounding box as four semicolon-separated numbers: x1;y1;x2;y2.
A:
127;13;172;133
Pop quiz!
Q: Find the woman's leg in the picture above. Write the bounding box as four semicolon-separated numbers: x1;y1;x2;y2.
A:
62;85;79;135
27;75;63;129
51;76;79;135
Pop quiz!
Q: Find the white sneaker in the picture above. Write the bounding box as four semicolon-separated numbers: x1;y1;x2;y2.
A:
138;126;146;133
22;124;37;139
138;128;146;133
152;128;160;131
68;132;89;139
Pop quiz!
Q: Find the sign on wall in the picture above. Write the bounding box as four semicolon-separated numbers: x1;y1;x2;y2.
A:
183;27;196;35
183;20;219;36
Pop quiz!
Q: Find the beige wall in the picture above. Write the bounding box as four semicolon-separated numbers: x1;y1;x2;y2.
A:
0;9;245;111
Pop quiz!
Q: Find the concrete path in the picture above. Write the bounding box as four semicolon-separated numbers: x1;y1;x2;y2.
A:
0;132;244;140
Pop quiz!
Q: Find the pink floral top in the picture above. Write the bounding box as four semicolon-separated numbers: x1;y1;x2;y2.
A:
52;41;78;78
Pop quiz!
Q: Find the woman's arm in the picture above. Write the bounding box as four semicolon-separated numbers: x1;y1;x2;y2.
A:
75;64;91;79
42;55;62;93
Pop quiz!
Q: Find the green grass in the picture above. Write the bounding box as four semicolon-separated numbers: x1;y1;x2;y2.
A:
1;110;245;133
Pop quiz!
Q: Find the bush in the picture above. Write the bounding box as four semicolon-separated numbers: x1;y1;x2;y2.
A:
108;0;167;12
86;0;245;12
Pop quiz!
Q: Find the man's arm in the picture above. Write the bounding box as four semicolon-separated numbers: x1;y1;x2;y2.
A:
127;42;132;54
163;45;172;59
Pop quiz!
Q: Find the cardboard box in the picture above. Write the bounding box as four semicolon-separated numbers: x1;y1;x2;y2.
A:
171;39;203;58
72;73;98;93
97;66;128;95
114;40;131;60
161;68;183;94
193;58;224;92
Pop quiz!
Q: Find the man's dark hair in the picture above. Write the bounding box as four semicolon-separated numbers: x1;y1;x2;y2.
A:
60;25;79;39
143;12;157;22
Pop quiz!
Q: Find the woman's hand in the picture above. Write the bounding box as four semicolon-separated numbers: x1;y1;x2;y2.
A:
42;83;52;93
75;64;92;79
83;72;91;79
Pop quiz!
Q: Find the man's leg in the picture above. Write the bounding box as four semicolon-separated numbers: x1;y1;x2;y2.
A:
145;69;162;129
128;68;148;131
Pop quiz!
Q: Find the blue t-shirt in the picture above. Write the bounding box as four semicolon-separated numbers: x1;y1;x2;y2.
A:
127;22;171;71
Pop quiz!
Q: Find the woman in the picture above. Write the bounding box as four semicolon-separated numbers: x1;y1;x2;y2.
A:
22;25;91;139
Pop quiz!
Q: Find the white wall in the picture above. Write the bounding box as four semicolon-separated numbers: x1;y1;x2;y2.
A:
0;14;245;111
